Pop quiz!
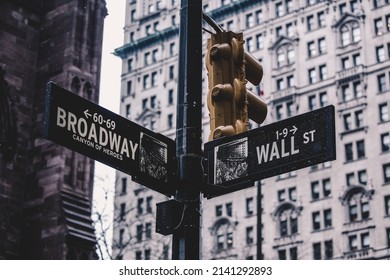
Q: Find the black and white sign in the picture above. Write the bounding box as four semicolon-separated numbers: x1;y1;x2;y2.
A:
43;82;176;197
204;105;336;198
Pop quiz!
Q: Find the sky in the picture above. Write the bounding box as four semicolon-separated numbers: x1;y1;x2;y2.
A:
93;0;125;258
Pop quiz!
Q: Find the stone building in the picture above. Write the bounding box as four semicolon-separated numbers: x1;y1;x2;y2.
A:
0;0;106;259
113;0;390;260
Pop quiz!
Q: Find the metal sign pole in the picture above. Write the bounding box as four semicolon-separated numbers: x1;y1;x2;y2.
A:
172;0;203;260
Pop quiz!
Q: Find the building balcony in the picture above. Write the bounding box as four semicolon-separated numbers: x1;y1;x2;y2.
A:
343;247;375;260
336;65;365;84
270;86;297;103
337;95;367;112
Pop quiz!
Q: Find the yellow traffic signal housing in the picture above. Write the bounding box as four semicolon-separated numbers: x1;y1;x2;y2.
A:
206;31;267;140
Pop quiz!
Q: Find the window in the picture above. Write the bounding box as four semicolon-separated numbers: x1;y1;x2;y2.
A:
286;0;293;13
379;103;389;122
358;169;367;185
277;78;285;91
121;177;127;194
136;224;143;242
126;80;132;96
169;65;175;80
386;196;390;216
169;42;176;56
290;247;298;260
120;203;126;220
246;226;254;245
387;228;390;247
256;34;264;49
289;187;297;201
308;41;316;57
361;201;370;219
343;114;352;131
143;197;151;214
246;14;254;28
376;45;385;62
353;53;361;66
278;189;286;202
136;251;142;260
246;197;254;215
309;68;317;83
307;15;314;31
319;64;327;80
127;58;133;72
308;95;316;110
324;240;333;259
356;140;365;159
143;75;150;89
311;181;320;200
168;114;173;129
151;72;158;87
145;222;152;239
352;24;361;42
375;18;384;35
144;52;151;65
318;11;325;27
361;233;370;248
278;249;286;260
349;203;358;222
341;26;350;46
339;3;347;15
345;143;353;161
342;85;351;102
215;220;234;251
247;37;254;52
355;110;363;128
150;95;156;109
342;57;350;69
286;23;294;37
256;10;263;24
226;203;232;217
168;89;174;105
312;178;331;200
216;205;222;217
137;198;143;215
119;229;124;247
318;38;326;54
276;2;284;17
381;132;390;152
384;163;390;183
349;235;358;251
378;74;387;92
324;209;332;228
125;104;131;119
312;212;321;230
313;242;321;259
287;75;295;88
144;249;151;260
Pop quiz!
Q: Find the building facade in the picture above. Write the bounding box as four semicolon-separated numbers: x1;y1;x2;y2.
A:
113;0;390;260
0;0;106;259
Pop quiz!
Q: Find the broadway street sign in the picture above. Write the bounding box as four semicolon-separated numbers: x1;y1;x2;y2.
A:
204;105;336;198
43;82;176;197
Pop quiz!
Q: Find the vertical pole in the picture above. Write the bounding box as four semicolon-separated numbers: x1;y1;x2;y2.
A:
257;181;263;260
172;0;203;260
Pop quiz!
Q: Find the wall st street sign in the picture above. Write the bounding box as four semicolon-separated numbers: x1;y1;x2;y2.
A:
43;82;176;197
204;105;336;198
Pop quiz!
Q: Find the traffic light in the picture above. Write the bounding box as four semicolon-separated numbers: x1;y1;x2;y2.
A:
206;31;267;140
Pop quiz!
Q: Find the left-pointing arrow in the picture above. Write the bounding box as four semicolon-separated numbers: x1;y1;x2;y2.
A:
84;109;92;119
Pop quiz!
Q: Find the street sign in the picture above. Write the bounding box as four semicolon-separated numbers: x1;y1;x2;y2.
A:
43;82;176;197
204;105;336;198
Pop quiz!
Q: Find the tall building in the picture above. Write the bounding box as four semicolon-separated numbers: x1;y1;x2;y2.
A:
0;0;107;259
113;0;390;260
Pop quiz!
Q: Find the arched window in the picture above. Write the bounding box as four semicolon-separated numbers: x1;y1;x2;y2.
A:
340;186;374;223
276;43;295;67
340;21;361;47
71;76;81;94
83;82;93;99
273;202;301;238
212;218;235;251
